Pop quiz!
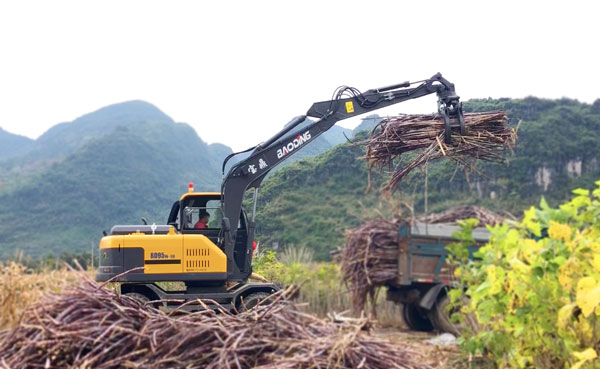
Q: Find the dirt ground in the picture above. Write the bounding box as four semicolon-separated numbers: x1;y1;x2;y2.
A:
374;324;493;369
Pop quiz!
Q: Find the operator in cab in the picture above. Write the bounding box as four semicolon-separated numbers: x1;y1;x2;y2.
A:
194;210;210;229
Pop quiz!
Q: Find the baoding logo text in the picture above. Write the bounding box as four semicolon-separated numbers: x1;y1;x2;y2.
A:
276;131;312;159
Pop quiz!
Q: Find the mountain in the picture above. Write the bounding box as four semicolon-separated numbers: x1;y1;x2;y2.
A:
322;125;354;146
252;143;385;260
0;101;176;191
266;117;353;168
0;102;230;258
252;97;600;259
2;101;173;165
26;100;174;161
1;97;598;260
0;102;363;259
223;117;354;174
0;128;34;161
451;97;600;208
352;114;382;136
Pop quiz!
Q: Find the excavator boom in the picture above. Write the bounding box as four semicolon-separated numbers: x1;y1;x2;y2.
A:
221;73;464;280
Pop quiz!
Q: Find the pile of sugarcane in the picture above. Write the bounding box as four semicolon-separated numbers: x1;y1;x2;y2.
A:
0;275;431;369
364;111;516;192
340;219;402;314
340;205;507;313
417;205;506;226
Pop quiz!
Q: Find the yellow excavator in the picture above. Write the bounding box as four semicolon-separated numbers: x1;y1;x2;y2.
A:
96;73;466;311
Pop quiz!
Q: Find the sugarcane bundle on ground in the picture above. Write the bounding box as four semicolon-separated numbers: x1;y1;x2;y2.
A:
417;205;506;226
364;111;516;192
341;219;402;314
0;275;431;369
340;207;504;314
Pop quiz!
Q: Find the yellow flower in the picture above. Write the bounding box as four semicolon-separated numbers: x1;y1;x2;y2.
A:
486;265;497;280
559;273;573;291
548;221;572;242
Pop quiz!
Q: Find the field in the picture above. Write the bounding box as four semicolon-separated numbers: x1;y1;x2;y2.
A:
2;184;599;368
0;259;489;369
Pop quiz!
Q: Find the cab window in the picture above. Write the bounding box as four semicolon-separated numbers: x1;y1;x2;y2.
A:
183;200;223;230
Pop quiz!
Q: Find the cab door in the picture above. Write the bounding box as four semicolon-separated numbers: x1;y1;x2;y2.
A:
180;196;227;276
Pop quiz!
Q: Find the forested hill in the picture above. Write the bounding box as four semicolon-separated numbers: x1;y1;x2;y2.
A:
0;101;232;258
0;128;34;161
253;97;600;260
0;101;357;258
0;97;598;259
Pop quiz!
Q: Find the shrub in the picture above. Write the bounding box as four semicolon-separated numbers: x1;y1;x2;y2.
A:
450;181;600;368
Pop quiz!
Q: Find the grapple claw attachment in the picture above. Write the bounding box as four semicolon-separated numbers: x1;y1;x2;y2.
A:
456;102;466;135
438;99;465;144
440;105;452;143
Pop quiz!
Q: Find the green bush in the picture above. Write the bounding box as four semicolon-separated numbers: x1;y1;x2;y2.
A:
451;181;600;368
253;250;348;316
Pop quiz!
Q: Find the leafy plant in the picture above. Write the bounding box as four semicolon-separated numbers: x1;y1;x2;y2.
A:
252;250;285;282
452;181;600;369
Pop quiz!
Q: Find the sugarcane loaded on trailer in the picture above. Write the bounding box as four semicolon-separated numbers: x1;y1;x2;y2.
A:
95;73;466;311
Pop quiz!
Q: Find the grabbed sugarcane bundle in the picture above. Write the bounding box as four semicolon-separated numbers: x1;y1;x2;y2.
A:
363;111;516;192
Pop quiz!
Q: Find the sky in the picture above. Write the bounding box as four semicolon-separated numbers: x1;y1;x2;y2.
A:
0;0;598;151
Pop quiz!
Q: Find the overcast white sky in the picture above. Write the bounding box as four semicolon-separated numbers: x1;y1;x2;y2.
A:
0;0;598;151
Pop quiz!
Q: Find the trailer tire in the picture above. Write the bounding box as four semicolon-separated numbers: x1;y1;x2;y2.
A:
402;303;434;332
429;294;461;335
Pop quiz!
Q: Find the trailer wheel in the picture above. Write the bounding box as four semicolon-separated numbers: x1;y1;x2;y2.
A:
402;303;434;332
429;294;461;335
237;292;271;311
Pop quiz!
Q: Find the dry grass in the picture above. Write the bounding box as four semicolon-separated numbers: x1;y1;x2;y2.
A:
284;262;409;331
376;329;494;369
278;245;315;265
0;261;80;330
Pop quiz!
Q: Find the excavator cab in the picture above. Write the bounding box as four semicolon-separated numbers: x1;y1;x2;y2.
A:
96;185;274;311
167;192;225;240
169;188;253;270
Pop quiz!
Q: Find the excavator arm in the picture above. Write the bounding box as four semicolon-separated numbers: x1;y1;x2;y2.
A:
220;72;464;280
